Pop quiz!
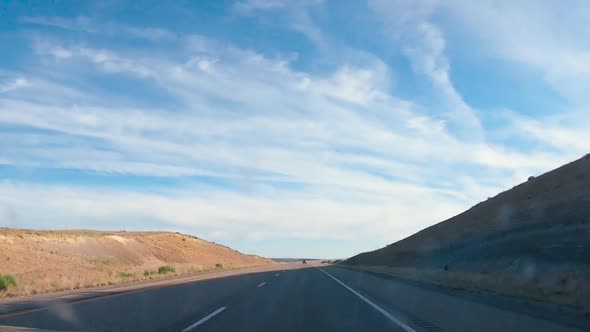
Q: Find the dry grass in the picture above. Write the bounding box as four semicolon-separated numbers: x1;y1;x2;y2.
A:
343;156;590;315
344;265;590;312
0;229;271;298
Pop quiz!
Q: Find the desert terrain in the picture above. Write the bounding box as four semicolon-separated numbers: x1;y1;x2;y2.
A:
345;154;590;312
0;229;271;298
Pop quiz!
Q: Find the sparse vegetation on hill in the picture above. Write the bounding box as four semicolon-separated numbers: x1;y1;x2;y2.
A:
0;274;16;291
158;265;175;274
344;155;590;311
117;272;134;278
0;229;271;298
144;270;157;276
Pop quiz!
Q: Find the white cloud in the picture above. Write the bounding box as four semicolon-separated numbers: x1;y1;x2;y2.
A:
442;0;590;107
0;77;30;93
368;0;483;138
20;16;176;41
437;0;590;162
308;65;389;105
3;39;556;182
233;0;289;13
0;180;464;248
3;6;586;256
233;0;329;50
500;111;590;158
32;41;155;78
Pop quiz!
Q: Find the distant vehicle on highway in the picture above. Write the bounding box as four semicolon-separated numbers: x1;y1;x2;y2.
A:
302;259;307;264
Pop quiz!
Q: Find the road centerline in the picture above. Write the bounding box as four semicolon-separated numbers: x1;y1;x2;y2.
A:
257;282;267;288
316;267;416;332
181;306;227;332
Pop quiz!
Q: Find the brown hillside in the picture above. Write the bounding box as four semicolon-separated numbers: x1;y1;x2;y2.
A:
344;154;590;309
347;154;590;267
0;229;271;297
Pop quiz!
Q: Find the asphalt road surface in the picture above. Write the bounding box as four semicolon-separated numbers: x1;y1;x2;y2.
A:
0;262;587;332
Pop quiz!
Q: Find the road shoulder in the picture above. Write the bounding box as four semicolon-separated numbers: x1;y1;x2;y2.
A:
328;265;590;332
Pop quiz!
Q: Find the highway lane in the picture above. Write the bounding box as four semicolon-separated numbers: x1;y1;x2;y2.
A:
0;265;406;332
0;267;286;331
164;266;406;332
0;262;587;332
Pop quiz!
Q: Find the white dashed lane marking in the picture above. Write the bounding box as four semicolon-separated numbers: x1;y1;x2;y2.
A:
181;307;227;332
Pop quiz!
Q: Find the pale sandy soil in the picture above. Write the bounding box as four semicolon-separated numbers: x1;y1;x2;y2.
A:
0;229;271;298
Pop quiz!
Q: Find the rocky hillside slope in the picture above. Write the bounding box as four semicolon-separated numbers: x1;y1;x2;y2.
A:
0;229;271;297
345;154;590;310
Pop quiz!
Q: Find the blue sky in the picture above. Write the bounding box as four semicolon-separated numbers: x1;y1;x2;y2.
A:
1;1;589;258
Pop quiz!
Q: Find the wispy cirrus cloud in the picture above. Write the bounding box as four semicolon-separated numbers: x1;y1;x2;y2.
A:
439;0;590;161
1;35;562;226
0;77;30;93
442;0;590;104
233;0;290;13
20;15;176;41
1;2;588;257
368;0;483;139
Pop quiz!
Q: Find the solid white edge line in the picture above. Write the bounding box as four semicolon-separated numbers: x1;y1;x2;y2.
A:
257;282;267;287
316;267;416;332
181;307;227;332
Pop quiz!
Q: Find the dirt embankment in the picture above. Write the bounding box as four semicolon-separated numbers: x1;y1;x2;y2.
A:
0;229;271;298
344;154;590;311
